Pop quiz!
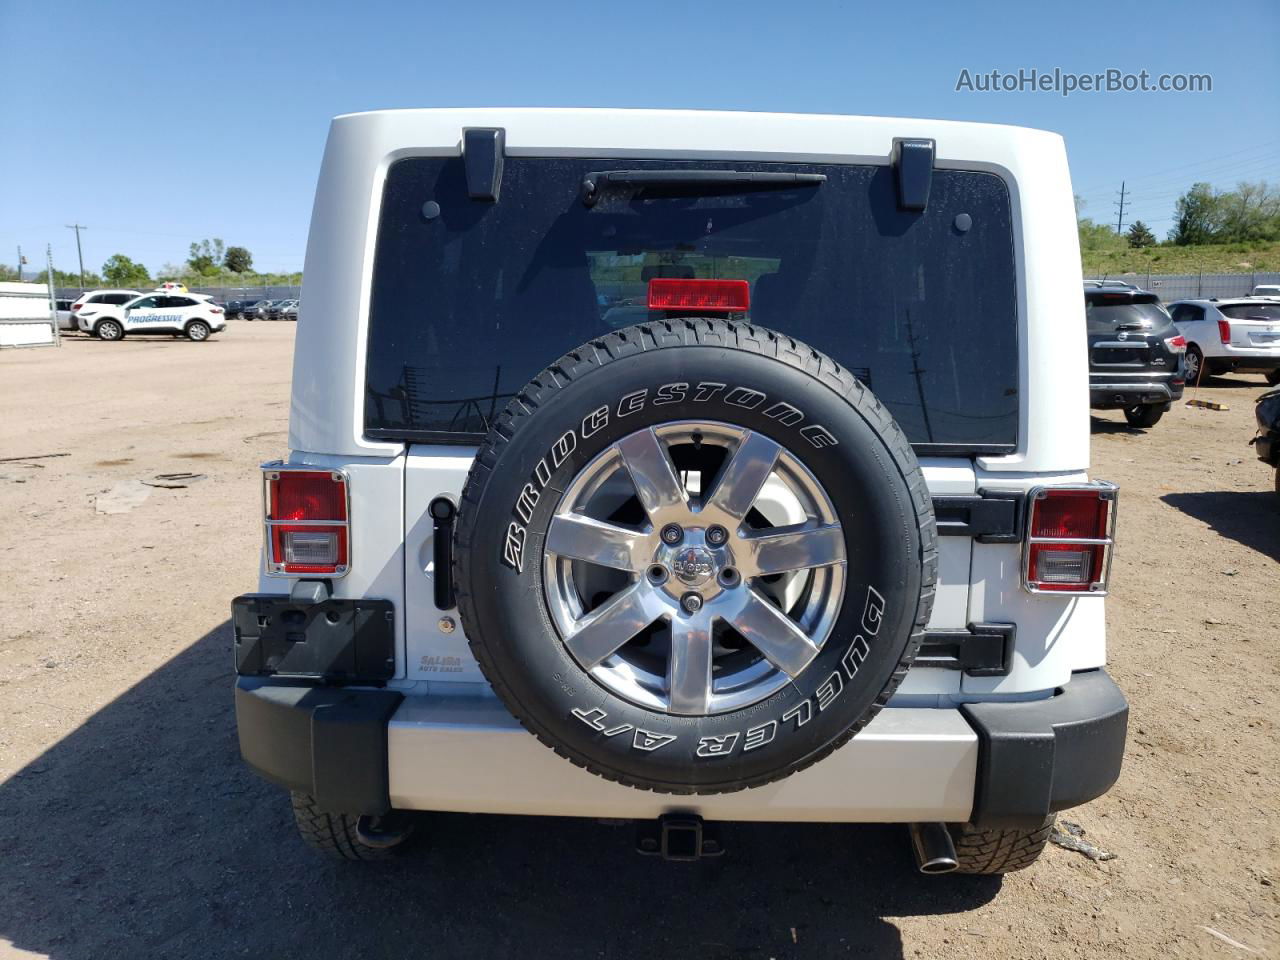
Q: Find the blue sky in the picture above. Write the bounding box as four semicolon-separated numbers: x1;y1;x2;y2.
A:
2;0;1277;277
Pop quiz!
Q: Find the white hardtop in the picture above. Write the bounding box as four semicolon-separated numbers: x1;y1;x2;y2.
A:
292;108;1088;473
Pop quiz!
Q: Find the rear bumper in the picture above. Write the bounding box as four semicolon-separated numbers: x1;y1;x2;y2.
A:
234;669;1127;825
1089;378;1183;409
1208;347;1280;371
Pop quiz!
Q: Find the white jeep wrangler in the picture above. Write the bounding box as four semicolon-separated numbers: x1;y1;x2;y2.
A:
233;109;1128;873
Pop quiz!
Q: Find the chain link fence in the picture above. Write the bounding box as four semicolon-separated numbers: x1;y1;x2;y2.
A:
1084;272;1280;301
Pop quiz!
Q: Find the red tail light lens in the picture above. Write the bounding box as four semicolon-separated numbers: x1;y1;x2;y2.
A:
647;278;750;313
1164;334;1186;352
1218;319;1231;344
1024;485;1116;594
264;468;349;575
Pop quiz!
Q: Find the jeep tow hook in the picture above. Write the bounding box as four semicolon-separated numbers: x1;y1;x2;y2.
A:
636;814;724;861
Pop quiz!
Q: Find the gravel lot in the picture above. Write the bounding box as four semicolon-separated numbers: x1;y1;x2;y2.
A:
1;324;1276;959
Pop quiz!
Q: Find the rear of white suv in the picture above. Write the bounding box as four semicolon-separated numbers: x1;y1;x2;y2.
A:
1172;298;1280;385
72;289;140;332
232;109;1128;873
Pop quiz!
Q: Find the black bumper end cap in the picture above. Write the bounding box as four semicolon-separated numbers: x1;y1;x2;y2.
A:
234;677;402;816
961;669;1128;829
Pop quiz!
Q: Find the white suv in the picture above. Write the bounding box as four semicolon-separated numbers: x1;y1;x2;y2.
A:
1170;298;1280;385
79;291;227;341
232;109;1128;874
71;289;141;330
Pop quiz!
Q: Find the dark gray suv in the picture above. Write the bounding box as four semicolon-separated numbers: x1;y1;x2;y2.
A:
1084;282;1186;427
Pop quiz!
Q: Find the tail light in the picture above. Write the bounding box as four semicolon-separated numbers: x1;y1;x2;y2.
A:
72;303;82;311
1164;334;1186;352
648;278;750;313
262;465;349;576
1023;483;1117;594
1218;320;1231;344
211;307;224;314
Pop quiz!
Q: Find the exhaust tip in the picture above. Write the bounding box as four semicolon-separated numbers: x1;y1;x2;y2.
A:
909;822;959;875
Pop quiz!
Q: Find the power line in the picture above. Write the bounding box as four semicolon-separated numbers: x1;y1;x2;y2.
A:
1115;182;1128;234
1072;139;1280;196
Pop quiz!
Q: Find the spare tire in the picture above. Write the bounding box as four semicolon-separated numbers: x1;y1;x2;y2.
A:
454;320;936;794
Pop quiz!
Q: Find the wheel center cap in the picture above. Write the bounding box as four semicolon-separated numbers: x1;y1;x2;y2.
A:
671;546;716;586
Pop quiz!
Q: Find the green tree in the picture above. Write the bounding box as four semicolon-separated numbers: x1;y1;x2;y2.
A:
224;245;253;273
1216;181;1280;243
1126;220;1156;248
102;253;152;288
34;267;103;288
187;238;226;276
1169;183;1223;245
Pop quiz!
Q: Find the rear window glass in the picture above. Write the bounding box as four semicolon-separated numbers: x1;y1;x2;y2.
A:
365;157;1019;452
1221;303;1280;320
1084;298;1171;329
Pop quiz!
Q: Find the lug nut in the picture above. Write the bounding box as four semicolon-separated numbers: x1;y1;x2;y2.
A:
706;524;728;546
680;593;703;614
660;523;683;545
646;564;669;585
718;567;740;587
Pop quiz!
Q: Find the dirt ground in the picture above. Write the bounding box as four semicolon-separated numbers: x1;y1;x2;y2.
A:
1;323;1276;960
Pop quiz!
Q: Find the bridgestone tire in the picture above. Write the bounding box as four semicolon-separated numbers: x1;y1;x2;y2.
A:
1123;404;1164;428
289;793;410;861
950;816;1054;874
454;320;937;794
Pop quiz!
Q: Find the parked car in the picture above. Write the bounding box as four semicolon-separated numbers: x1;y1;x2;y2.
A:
54;298;76;331
226;299;262;320
279;300;299;321
1252;387;1280;495
71;289;142;331
78;292;226;342
247;299;286;321
1249;284;1280;299
232;109;1128;875
1169;298;1280;386
1083;282;1186;427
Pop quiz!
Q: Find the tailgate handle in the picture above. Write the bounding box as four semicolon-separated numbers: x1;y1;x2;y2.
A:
430;497;457;610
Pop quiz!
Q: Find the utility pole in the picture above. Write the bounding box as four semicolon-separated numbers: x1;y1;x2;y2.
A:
1114;182;1128;235
16;245;23;282
65;223;88;289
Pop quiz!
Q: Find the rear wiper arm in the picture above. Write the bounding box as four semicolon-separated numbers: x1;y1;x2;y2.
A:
581;170;826;207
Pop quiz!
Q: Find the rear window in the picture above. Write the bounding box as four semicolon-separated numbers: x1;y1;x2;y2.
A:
1084;295;1171;329
365;156;1019;453
1221;303;1280;320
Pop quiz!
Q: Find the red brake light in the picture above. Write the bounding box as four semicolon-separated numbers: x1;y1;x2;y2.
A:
1218;319;1231;344
211;307;224;314
72;303;81;310
1024;485;1116;594
265;469;349;575
647;278;750;313
1164;334;1186;352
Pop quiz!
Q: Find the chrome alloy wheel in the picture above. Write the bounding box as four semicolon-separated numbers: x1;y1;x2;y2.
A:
543;421;846;716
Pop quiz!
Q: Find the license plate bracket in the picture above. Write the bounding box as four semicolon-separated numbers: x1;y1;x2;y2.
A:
232;594;395;683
